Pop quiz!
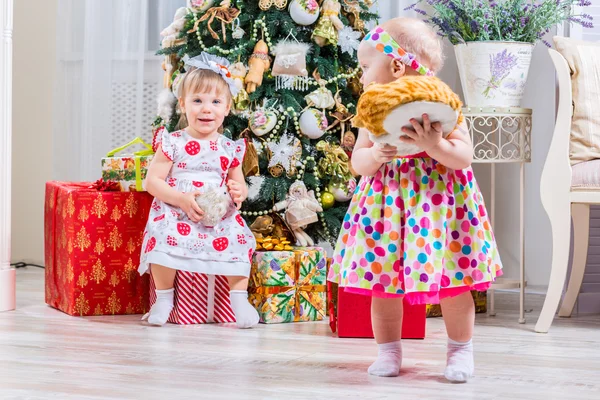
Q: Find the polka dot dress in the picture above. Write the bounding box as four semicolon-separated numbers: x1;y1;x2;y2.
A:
327;156;503;304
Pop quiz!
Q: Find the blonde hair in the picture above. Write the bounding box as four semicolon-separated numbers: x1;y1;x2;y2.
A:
381;17;444;74
176;68;232;130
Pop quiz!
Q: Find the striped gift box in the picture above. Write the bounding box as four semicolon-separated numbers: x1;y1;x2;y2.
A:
149;271;236;325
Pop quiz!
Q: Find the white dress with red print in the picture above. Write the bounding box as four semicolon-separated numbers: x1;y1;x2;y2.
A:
139;129;256;277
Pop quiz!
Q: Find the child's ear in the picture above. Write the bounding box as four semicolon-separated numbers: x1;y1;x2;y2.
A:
391;59;406;79
178;97;185;113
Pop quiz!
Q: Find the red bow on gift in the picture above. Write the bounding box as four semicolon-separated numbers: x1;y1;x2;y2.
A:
89;179;121;192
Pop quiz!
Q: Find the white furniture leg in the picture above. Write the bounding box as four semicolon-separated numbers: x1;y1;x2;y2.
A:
0;0;15;312
535;188;571;333
488;163;496;317
558;203;590;318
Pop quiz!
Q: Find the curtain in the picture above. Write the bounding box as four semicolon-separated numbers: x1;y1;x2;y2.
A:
53;0;185;181
53;0;416;181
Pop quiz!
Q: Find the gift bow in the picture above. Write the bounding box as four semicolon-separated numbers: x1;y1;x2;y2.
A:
249;252;326;322
106;137;154;191
315;140;353;183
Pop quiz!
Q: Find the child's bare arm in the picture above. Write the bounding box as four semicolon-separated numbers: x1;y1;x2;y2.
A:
351;128;397;177
227;164;248;210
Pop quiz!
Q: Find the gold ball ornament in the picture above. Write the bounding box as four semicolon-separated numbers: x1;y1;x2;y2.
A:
320;192;335;209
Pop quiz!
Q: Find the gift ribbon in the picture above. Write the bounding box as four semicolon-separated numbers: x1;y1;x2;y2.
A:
106;137;154;191
249;253;327;322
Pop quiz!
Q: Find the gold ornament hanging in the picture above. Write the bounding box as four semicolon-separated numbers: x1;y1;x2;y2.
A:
315;140;353;183
327;90;354;141
320;192;335;209
341;0;366;33
312;0;344;47
239;128;260;177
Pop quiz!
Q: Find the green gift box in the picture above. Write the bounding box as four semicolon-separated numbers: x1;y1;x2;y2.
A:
101;137;154;192
249;247;327;324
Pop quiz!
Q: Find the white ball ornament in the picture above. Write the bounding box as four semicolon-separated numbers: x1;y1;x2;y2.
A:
299;108;328;139
289;0;320;26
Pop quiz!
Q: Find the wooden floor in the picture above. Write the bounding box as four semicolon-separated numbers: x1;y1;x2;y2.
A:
1;268;599;400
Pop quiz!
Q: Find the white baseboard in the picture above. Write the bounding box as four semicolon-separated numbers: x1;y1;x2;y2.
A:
0;268;16;312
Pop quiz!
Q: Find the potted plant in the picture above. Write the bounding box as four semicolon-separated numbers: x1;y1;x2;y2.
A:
408;0;593;107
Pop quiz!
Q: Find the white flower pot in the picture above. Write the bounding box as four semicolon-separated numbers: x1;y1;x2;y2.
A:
454;41;534;107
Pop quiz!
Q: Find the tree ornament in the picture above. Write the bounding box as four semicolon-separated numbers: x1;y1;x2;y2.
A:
320;191;335;209
245;40;271;94
189;0;240;43
249;108;278;136
338;26;361;56
271;33;311;91
259;0;288;11
230;62;250;113
326;90;353;141
288;0;320;26
328;177;356;202
312;0;344;47
299;108;328;139
187;0;215;12
341;0;365;33
231;18;245;39
160;7;188;49
305;70;335;109
273;181;323;246
266;133;302;177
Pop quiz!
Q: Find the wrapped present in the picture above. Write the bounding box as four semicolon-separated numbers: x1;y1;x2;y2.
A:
149;271;235;325
426;290;487;318
248;247;327;324
101;137;154;192
44;181;152;316
328;280;426;339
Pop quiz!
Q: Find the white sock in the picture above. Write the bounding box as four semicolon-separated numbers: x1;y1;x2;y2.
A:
444;338;474;383
229;290;259;329
142;288;174;326
368;340;402;377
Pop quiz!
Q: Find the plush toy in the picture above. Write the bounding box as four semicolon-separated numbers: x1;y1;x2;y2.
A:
352;76;464;156
245;40;270;94
272;181;322;246
194;186;232;227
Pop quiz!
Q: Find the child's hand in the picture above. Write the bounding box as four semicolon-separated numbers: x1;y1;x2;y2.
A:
177;191;204;223
227;180;245;210
371;144;397;164
400;114;443;151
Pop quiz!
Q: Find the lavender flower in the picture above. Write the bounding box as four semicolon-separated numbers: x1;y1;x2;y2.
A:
413;0;594;45
484;49;518;98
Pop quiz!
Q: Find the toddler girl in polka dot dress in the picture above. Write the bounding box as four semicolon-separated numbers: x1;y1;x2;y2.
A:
328;18;503;383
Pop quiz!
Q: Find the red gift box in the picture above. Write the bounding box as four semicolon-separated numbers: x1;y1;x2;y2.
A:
328;281;426;339
44;181;152;316
149;271;236;325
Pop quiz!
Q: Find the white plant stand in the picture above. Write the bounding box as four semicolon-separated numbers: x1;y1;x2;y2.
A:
463;106;532;324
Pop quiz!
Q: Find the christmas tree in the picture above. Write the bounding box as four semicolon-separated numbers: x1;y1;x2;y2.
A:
154;0;377;247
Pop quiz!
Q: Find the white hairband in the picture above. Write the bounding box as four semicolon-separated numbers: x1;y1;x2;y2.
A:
180;52;239;97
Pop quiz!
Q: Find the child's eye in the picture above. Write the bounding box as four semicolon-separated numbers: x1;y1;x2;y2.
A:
193;99;201;103
213;99;221;104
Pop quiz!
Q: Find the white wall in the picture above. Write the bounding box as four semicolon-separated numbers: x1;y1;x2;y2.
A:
11;0;58;264
438;40;556;287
